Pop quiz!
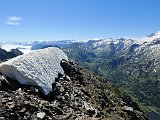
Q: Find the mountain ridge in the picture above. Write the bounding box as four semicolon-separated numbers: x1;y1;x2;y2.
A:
1;32;160;119
61;32;160;117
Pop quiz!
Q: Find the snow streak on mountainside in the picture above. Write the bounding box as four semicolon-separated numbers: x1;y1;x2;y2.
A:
0;47;68;95
0;31;160;54
82;31;160;51
85;38;134;51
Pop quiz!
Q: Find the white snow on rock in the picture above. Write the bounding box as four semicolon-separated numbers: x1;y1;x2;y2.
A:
136;31;160;44
122;106;134;111
0;47;68;95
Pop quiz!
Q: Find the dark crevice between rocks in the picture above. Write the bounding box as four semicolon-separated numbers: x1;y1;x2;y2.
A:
0;74;21;91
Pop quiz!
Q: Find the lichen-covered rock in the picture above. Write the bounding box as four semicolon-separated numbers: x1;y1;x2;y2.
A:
0;47;68;95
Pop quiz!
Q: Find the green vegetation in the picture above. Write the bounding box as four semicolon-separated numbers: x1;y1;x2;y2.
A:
63;44;160;114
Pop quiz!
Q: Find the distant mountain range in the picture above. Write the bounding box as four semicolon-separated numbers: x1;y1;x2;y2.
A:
62;32;160;117
0;40;75;54
1;32;160;118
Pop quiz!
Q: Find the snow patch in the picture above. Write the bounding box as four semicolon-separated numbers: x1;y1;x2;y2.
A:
136;31;160;44
0;47;68;95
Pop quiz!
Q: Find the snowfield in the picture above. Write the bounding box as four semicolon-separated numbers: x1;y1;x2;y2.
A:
0;47;68;95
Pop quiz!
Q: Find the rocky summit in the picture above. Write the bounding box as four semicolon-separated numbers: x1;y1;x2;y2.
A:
0;57;148;120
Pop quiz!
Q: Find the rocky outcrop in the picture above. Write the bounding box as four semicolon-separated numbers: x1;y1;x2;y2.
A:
0;48;23;61
0;47;68;95
0;59;148;120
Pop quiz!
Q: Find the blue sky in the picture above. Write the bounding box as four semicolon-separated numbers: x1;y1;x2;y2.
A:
0;0;160;41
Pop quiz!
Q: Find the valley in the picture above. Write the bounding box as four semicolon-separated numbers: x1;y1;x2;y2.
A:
63;32;160;116
1;32;160;119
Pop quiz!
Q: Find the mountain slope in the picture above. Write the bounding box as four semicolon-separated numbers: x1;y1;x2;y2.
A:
85;40;160;112
0;48;148;120
0;51;148;119
63;32;160;115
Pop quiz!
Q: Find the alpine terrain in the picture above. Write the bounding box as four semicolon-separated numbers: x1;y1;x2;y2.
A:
0;47;148;120
63;32;160;118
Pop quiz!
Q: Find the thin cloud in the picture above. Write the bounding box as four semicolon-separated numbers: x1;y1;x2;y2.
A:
6;16;22;25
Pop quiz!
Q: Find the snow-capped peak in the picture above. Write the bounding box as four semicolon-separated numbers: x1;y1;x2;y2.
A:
147;31;160;38
136;31;160;44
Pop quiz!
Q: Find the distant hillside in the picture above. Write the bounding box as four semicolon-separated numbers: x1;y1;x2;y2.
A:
1;32;160;119
63;32;160;117
0;48;23;61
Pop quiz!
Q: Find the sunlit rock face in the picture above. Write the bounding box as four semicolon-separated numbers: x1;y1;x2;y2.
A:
0;47;68;95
